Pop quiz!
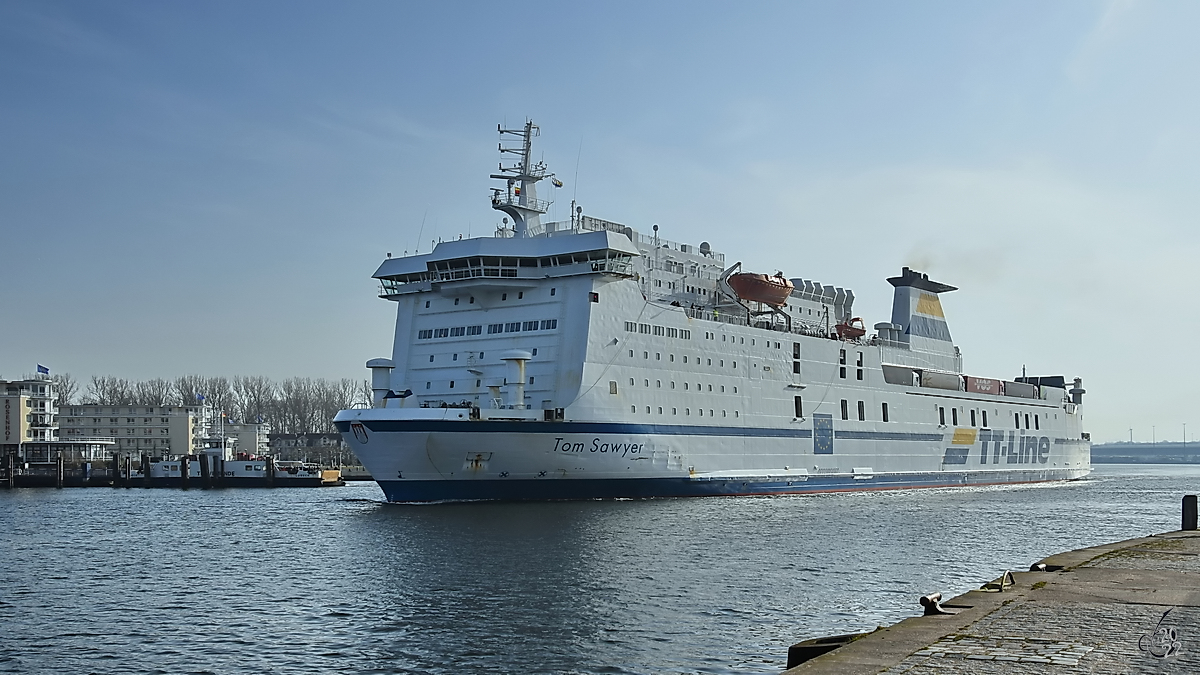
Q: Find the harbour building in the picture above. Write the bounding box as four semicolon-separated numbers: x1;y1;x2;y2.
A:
57;404;208;456
2;375;114;464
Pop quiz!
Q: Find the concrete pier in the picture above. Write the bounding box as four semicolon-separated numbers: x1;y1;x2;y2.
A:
786;528;1200;673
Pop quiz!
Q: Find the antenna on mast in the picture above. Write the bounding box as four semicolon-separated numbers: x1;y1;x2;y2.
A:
489;120;551;238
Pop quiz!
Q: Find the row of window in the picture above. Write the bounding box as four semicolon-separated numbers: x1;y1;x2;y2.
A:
631;405;740;418
831;399;890;422
424;377;536;390
66;417;173;425
623;378;740;394
418;319;558;340
790;396;893;423
704;332;782;350
624;322;692;339
936;406;1044;429
67;407;195;415
628;350;738;369
79;428;170;436
424;289;557;310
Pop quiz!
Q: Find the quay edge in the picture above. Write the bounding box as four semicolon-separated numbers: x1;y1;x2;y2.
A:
784;528;1200;673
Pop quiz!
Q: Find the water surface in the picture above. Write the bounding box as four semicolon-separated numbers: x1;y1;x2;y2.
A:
1;465;1195;674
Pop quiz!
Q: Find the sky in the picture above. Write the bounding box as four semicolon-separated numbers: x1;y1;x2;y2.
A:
1;0;1197;443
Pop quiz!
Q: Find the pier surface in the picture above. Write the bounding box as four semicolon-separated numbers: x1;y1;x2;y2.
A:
786;530;1200;673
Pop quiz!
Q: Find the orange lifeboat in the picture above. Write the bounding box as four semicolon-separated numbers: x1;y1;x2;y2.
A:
727;272;794;307
835;317;867;339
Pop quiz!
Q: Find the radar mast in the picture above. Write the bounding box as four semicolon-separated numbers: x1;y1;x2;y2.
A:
490;120;553;237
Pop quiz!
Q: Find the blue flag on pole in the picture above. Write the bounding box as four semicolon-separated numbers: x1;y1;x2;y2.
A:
36;364;49;375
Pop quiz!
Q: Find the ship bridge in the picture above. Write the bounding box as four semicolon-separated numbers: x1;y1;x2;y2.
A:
374;230;638;298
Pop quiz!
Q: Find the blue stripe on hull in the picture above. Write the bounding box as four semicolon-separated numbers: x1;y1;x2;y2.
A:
375;471;1083;503
336;420;942;442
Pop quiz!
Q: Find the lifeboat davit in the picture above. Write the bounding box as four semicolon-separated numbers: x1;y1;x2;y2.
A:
727;272;794;307
835;317;867;339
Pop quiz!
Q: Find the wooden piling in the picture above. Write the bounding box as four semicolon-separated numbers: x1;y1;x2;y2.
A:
55;455;64;489
124;455;133;489
5;453;13;489
199;454;211;489
180;455;190;490
265;456;275;488
141;455;151;488
1184;495;1197;531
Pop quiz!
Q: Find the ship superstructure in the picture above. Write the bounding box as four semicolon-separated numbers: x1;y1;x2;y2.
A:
334;121;1091;502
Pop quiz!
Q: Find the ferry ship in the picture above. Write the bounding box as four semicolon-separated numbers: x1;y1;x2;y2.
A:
334;121;1091;502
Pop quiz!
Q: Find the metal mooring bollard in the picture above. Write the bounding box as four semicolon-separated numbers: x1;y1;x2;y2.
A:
920;592;953;616
1184;495;1198;531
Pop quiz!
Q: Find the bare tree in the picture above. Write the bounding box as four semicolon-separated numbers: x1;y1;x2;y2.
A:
52;373;78;407
174;375;206;407
133;378;175;406
203;376;233;417
313;378;360;433
275;377;320;435
84;376;134;405
233;375;275;424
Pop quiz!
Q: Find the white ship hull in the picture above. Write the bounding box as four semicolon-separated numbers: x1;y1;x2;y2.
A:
334;406;1090;502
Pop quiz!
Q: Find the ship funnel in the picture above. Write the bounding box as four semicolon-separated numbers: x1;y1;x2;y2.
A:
886;267;957;356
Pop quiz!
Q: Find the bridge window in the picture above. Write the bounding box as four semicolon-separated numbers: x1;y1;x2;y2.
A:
857;401;865;421
840;400;848;420
794;396;803;418
1034;415;1039;430
970;409;976;427
882;402;889;422
983;410;988;427
952;408;959;426
939;407;945;425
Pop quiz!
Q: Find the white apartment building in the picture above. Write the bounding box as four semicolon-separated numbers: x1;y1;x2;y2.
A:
58;404;207;457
